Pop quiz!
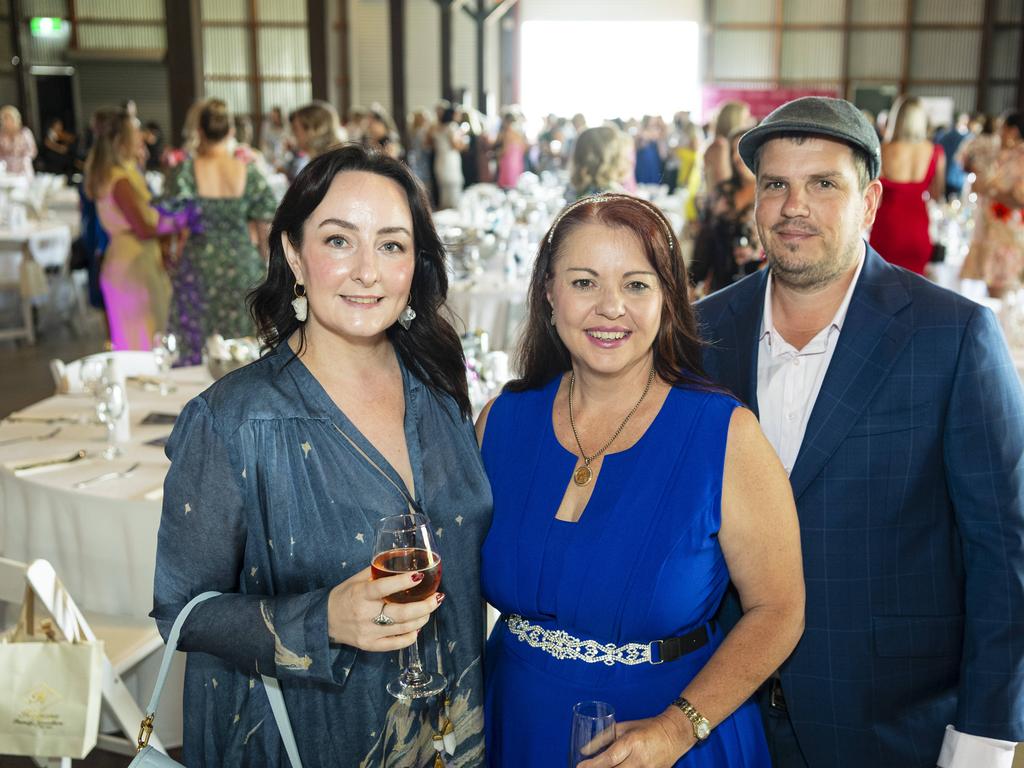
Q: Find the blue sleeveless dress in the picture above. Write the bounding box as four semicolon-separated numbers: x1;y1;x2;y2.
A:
480;377;770;766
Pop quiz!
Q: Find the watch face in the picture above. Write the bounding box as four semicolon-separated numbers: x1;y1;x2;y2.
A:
696;721;710;740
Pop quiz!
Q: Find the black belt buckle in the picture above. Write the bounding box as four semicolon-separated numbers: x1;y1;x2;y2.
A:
649;622;712;664
769;678;787;712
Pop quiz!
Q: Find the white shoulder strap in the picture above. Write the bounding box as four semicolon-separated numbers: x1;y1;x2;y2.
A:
146;592;303;767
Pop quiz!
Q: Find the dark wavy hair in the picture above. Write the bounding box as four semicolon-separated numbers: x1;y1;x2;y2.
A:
506;194;712;393
248;143;470;417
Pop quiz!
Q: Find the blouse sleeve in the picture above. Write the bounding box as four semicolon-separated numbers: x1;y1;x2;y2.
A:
245;164;278;222
152;397;356;687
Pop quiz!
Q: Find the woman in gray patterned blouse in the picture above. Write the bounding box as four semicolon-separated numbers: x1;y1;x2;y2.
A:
153;144;491;767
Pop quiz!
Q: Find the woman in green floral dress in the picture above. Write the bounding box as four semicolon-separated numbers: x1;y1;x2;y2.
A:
166;99;279;364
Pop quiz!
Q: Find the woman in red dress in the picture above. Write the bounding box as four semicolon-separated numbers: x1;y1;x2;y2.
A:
869;96;946;274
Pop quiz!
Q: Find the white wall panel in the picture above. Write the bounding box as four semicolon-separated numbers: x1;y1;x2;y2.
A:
520;0;702;22
202;0;247;22
204;79;251;114
913;0;983;24
485;15;500;112
257;0;307;22
23;0;66;16
261;81;312;114
781;31;843;80
76;0;162;20
77;24;166;49
909;30;980;81
714;0;773;24
258;28;310;76
850;0;905;24
352;0;390;113
712;30;774;79
990;29;1021;80
911;84;976;117
783;0;843;25
405;0;441;112
848;30;903;79
452;6;477;106
203;27;251;76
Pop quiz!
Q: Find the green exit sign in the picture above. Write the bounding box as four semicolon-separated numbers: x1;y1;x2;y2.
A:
29;17;63;37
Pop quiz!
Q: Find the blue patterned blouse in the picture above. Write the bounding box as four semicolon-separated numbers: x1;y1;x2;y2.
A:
152;341;491;767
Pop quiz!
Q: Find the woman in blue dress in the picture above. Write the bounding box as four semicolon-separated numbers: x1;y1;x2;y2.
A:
477;193;804;766
152;145;490;767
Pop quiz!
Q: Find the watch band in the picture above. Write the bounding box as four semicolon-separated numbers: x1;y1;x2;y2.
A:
672;696;711;742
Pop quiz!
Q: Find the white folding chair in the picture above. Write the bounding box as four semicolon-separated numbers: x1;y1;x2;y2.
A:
50;350;159;394
0;557;167;761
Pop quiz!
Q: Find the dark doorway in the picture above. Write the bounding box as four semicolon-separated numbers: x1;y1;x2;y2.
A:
33;72;77;177
35;73;76;135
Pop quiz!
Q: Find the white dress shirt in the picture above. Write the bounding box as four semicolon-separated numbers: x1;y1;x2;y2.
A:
755;251;1016;768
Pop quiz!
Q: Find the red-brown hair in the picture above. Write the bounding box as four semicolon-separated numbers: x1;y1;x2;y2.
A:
506;194;713;392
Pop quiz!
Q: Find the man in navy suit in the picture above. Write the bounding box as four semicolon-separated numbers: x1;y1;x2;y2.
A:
696;97;1024;767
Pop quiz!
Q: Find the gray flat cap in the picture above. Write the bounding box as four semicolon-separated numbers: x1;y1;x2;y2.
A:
738;96;882;179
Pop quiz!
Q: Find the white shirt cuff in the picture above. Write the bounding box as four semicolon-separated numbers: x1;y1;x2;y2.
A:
936;724;1017;768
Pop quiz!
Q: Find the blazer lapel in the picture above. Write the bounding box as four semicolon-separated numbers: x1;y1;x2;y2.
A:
788;247;914;500
725;270;768;417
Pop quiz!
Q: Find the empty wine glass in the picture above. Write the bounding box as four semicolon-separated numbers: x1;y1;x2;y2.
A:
371;512;446;699
79;357;107;397
95;380;126;460
569;701;616;767
152;332;179;395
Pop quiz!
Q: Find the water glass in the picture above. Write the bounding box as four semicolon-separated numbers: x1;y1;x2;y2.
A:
569;701;616;767
95;381;126;460
152;332;179;394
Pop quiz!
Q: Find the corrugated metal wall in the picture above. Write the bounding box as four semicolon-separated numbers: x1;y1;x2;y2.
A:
406;0;441;114
452;4;478;106
77;60;170;137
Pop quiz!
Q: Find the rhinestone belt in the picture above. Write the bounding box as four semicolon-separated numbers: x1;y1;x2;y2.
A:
505;614;710;667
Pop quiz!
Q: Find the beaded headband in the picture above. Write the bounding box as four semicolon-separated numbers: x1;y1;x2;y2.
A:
545;192;676;251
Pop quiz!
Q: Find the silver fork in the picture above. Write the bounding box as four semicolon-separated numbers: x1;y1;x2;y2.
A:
73;461;141;489
0;426;61;447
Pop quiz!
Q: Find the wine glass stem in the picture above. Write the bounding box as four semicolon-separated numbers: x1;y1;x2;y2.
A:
401;631;428;685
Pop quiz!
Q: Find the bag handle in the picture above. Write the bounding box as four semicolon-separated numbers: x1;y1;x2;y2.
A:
138;592;303;768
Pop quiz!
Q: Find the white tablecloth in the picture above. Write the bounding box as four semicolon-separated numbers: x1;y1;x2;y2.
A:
445;275;529;352
0;366;212;747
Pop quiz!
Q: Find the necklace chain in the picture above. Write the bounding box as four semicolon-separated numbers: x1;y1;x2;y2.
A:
568;366;656;476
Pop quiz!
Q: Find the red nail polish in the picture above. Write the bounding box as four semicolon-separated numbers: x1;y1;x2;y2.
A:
436;593;445;605
411;572;425;583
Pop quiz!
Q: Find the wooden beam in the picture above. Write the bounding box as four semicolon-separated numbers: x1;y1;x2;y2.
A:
247;0;263;119
484;0;517;24
308;0;328;100
899;0;914;95
164;0;202;144
9;0;25;115
337;0;351;118
773;0;783;88
1019;9;1024;112
476;0;486;113
976;0;994;112
441;0;453;101
389;0;406;140
840;0;851;100
68;0;77;49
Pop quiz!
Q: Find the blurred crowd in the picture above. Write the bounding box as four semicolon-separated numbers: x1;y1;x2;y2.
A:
0;89;1019;354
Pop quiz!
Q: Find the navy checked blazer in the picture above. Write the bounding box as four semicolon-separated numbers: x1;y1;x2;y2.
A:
696;245;1024;768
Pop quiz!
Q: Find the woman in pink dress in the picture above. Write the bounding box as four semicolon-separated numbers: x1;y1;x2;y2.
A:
0;105;37;176
495;112;526;189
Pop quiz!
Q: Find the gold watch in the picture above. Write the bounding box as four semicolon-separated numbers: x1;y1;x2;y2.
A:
671;696;711;742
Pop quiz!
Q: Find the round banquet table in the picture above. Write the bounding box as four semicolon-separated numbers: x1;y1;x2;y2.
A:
0;365;214;748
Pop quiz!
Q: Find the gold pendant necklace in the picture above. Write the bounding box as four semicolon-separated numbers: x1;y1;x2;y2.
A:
568;366;656;487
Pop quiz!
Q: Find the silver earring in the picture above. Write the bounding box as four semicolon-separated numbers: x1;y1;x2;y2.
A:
550;310;556;326
291;283;308;322
398;304;416;330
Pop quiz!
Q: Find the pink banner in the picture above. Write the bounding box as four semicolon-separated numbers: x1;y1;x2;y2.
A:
703;87;841;121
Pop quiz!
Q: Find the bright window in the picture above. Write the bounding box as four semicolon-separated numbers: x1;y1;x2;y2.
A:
520;21;701;125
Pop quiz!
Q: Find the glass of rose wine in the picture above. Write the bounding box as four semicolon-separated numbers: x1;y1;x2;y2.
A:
371;512;445;699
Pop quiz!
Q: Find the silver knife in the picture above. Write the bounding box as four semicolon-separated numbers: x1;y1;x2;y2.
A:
13;450;88;472
73;461;140;489
0;427;61;446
